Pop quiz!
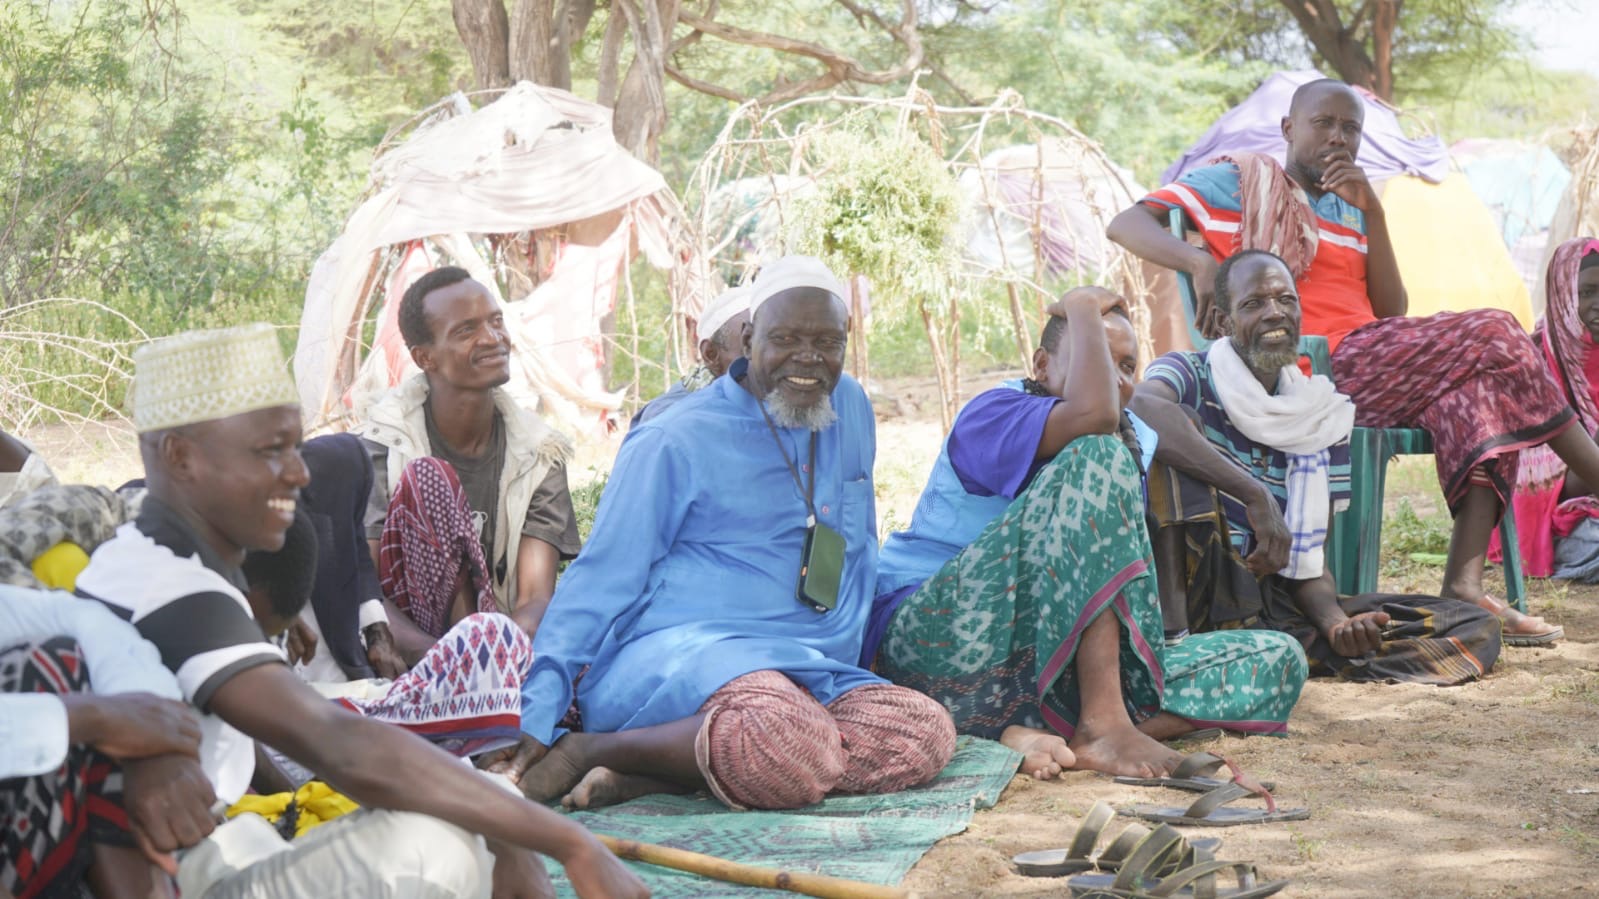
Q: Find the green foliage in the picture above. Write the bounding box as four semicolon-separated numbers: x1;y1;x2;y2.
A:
1383;497;1453;557
789;130;963;322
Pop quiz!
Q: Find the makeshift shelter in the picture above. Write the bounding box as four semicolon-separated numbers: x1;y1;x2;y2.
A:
1539;125;1599;308
683;88;1176;430
961;139;1188;355
1452;139;1570;303
293;83;684;436
1163;70;1530;328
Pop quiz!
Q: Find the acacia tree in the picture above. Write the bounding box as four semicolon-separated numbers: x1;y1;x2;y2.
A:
448;0;924;162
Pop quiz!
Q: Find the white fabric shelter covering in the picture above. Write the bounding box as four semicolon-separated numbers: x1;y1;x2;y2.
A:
294;82;678;434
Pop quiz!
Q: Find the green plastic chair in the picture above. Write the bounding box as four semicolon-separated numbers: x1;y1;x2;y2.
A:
1164;208;1526;609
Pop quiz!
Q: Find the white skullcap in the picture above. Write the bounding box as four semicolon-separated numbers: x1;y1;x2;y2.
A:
132;323;299;432
697;284;753;342
749;255;848;318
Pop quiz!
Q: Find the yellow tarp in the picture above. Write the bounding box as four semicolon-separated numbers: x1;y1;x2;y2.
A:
1381;173;1533;328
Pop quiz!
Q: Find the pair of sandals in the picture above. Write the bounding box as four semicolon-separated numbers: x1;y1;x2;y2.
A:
1011;754;1307;898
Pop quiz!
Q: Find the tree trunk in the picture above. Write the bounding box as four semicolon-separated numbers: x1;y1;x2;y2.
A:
1371;0;1399;101
1273;0;1381;96
508;0;558;86
612;0;680;163
452;0;513;89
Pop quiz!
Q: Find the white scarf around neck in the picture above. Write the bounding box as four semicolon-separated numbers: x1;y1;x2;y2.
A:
1206;337;1355;579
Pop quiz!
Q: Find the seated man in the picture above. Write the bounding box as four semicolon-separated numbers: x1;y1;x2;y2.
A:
1108;77;1568;643
867;287;1308;782
73;323;644;898
1130;250;1503;685
292;434;406;680
357;266;581;655
3;586;215;899
486;257;956;812
629;283;752;428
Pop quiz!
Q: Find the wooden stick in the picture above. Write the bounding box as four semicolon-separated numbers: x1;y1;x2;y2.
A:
595;834;911;899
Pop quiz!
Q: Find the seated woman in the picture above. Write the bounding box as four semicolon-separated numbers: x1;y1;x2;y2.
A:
1496;238;1599;582
865;287;1309;780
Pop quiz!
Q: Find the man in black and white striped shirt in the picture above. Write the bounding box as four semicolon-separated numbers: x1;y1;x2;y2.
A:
78;323;645;899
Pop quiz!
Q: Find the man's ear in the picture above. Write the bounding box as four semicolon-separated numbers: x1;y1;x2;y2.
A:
1031;346;1050;381
1280;115;1293;143
1216;312;1236;338
409;343;434;373
159;429;198;484
741;321;753;357
697;338;716;366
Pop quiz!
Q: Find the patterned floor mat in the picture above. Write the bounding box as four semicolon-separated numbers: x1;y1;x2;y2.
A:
546;736;1022;897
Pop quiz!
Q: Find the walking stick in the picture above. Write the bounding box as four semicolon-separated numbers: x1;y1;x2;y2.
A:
595;834;913;899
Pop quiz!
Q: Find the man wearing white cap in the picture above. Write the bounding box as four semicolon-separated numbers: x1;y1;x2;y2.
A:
484;256;955;812
74;323;646;898
628;283;752;429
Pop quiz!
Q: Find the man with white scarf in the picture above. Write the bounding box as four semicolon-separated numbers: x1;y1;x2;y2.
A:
1131;250;1503;685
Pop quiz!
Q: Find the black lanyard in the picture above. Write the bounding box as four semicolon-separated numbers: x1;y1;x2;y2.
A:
757;402;818;527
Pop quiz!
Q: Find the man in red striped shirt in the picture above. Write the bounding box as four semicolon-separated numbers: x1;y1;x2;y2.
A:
1109;78;1571;644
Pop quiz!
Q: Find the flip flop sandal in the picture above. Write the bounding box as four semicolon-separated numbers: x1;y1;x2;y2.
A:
1094;823;1221;876
1114;752;1276;794
1067;856;1290;898
1014;804;1221;878
1120;780;1310;827
1503;623;1563;647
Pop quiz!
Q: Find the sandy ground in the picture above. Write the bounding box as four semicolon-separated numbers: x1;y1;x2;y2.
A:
21;370;1599;898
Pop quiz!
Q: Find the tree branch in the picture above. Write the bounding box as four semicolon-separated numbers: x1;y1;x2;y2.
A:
664;60;747;101
677;0;921;90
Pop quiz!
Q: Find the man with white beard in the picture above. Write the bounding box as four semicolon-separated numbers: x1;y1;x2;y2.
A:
482;256;956;812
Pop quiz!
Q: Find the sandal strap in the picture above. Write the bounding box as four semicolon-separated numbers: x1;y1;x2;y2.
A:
1097;822;1152;868
1170;751;1226;780
1068;800;1118;861
1110;824;1185;892
1182;774;1280;818
1149;860;1258;899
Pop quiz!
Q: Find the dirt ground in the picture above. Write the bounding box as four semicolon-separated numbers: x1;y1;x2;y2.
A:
21;369;1599;898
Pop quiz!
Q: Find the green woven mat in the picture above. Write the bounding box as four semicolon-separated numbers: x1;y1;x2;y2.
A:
546;736;1021;897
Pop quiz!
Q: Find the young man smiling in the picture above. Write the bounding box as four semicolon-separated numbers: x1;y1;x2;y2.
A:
484;256;956;812
358;267;581;654
74;323;645;898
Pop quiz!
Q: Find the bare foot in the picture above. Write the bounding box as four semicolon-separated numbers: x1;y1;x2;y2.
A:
1000;725;1076;780
1068;719;1183;778
1469;594;1562;640
561;766;689;810
517;733;593;802
1135;712;1197;742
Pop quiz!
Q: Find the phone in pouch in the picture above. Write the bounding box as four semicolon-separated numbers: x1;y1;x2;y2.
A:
796;521;845;612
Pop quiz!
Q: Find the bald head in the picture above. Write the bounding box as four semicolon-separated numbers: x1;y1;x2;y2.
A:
1288;79;1359;116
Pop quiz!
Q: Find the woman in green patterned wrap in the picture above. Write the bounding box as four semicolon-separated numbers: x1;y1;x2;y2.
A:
865;288;1309;780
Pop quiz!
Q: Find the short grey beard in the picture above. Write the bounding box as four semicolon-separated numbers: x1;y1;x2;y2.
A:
767;391;838;431
1236;338;1297;381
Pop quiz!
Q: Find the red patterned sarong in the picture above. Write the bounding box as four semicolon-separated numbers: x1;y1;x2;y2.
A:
336;612;531;758
692;670;955;810
378;458;497;637
2;638;128;899
1331;309;1576;511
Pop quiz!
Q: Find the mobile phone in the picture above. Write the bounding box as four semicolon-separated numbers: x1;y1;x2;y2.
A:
797;521;845;612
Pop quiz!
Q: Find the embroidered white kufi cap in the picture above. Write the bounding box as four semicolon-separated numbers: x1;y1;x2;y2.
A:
132;323;299;432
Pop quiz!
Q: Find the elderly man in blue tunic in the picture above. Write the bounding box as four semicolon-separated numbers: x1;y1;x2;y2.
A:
485;256;957;811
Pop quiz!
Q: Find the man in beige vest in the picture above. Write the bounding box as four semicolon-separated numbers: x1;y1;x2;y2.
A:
357;268;580;664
